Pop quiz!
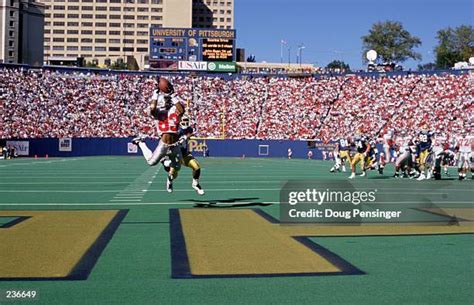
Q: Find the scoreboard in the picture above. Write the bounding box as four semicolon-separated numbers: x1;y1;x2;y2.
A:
202;38;234;61
149;27;236;70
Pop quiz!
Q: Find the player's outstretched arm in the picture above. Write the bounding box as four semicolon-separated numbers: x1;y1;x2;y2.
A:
147;99;159;118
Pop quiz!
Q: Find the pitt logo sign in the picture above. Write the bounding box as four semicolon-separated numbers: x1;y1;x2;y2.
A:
170;208;474;278
0;210;126;280
188;139;207;153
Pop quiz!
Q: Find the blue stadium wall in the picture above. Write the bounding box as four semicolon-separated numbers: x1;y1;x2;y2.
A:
8;138;346;160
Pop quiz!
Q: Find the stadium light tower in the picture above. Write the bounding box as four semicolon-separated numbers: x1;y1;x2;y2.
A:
281;40;287;63
288;45;291;65
298;44;305;65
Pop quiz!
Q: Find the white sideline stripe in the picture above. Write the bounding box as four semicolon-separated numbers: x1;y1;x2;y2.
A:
113;198;143;200
0;188;472;193
0;188;281;193
0;159;78;167
0;201;472;206
0;201;278;206
0;176;146;179
115;192;144;194
0;182;133;185
109;199;142;202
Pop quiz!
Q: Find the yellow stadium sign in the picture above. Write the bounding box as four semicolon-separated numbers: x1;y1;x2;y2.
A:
170;208;474;278
0;210;127;280
188;139;207;153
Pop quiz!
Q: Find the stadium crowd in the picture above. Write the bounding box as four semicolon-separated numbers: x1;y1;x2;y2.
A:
0;67;472;140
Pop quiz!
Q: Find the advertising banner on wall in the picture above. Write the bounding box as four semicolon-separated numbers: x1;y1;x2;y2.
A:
6;141;29;156
207;62;236;72
178;61;208;71
127;142;138;154
59;138;73;152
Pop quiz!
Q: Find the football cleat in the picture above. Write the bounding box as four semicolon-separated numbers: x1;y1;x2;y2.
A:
417;173;426;181
192;180;205;195
348;173;356;179
359;172;366;177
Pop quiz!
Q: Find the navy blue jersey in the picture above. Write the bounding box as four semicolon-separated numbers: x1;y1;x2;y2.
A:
178;127;193;155
354;136;369;153
418;131;432;151
338;138;350;151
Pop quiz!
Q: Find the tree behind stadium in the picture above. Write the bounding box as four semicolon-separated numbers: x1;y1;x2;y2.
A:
362;21;422;64
326;60;351;73
434;25;474;69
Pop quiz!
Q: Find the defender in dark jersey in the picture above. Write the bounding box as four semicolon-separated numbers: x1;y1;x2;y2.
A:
416;126;433;180
162;126;205;195
349;132;371;179
330;137;352;173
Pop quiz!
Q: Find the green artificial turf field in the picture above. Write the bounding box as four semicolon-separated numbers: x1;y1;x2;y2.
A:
0;156;473;305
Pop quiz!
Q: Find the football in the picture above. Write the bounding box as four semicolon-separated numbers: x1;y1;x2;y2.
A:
158;78;173;93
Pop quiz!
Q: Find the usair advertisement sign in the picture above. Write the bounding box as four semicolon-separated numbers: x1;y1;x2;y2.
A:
5;141;29;156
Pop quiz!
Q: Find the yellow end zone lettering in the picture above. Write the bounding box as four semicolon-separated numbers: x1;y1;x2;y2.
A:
170;209;474;278
0;210;127;280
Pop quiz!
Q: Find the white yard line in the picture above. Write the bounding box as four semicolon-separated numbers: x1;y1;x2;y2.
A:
0;201;277;206
0;188;281;193
108;166;160;202
0;159;79;167
0;188;472;193
0;182;134;185
0;201;472;206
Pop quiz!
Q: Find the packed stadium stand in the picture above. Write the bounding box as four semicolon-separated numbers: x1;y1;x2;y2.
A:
1;66;472;140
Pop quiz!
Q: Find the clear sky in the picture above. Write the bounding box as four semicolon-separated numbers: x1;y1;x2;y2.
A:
234;0;473;70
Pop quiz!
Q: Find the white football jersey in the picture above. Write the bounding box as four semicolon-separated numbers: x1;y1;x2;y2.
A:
432;135;447;155
155;105;181;135
456;135;473;153
150;92;184;136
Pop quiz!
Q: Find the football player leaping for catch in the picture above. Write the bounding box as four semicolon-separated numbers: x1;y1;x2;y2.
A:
133;78;185;193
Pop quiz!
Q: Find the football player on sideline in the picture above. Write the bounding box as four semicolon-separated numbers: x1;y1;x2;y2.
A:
133;78;185;193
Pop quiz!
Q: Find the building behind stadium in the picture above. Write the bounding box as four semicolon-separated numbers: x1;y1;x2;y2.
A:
41;0;234;69
0;0;45;66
